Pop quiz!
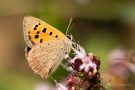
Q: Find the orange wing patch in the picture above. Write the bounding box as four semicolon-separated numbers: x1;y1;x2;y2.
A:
28;21;66;45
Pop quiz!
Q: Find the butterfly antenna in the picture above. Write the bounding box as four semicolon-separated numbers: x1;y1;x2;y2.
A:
66;17;73;35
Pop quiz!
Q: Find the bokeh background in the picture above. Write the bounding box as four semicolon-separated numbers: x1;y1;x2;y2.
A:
0;0;135;90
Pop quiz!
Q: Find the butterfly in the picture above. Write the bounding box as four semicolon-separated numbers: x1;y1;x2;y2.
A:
23;16;72;78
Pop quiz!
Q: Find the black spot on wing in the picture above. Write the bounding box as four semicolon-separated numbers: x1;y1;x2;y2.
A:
35;25;38;27
55;35;58;38
40;39;43;43
34;25;38;30
34;27;37;30
28;35;31;39
49;32;52;35
42;28;46;33
35;35;39;39
36;31;40;34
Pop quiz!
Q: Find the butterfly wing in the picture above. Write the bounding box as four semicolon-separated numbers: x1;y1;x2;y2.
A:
24;16;72;78
26;39;71;78
23;16;68;48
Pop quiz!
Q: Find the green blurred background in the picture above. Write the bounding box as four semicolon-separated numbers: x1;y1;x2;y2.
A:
0;0;135;90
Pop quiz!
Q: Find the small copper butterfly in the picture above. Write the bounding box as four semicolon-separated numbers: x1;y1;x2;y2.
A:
23;16;72;78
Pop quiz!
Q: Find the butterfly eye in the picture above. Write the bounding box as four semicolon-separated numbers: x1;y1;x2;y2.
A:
66;35;71;40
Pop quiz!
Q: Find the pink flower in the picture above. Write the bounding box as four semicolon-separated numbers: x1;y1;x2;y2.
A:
71;45;100;77
55;44;101;90
67;76;81;90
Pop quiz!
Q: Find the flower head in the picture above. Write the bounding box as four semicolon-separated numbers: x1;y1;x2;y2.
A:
55;44;102;90
71;45;100;78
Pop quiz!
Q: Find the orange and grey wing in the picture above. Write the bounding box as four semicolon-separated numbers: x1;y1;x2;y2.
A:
23;16;67;48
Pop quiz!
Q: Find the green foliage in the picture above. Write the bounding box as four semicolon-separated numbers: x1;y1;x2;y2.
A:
105;82;112;90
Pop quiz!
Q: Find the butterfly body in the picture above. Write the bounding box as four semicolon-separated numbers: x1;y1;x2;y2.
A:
23;16;72;78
